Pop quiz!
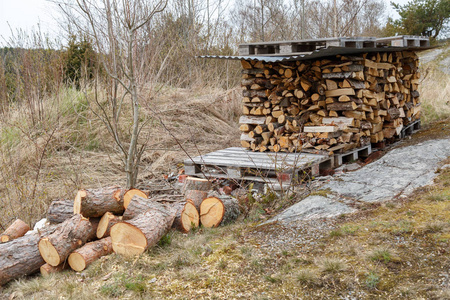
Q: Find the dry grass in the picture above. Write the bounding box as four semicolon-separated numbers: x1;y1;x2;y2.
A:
0;85;241;229
1;152;448;299
419;46;450;124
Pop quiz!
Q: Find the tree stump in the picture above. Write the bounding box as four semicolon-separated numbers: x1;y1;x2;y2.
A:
182;177;212;194
111;205;176;257
47;199;74;224
184;190;208;211
123;189;149;209
38;214;93;266
68;237;113;272
200;196;240;228
0;219;30;243
0;226;56;286
97;212;123;239
74;186;125;217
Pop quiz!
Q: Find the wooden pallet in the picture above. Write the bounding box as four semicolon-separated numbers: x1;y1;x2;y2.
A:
376;36;430;48
400;120;421;139
238;37;377;56
238;36;430;56
184;147;333;183
333;144;372;167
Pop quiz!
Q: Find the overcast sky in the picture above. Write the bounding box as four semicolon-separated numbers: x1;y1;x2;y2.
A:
0;0;411;45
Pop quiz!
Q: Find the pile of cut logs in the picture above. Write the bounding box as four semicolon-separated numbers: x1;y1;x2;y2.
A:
0;177;240;286
240;51;421;152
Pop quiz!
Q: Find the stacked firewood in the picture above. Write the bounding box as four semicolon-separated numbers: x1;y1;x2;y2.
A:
0;178;239;286
239;51;421;152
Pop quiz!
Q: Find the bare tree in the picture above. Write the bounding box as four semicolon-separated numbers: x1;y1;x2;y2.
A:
57;0;168;188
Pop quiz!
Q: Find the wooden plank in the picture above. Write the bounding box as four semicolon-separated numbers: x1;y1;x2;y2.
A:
322;117;354;129
194;152;326;165
239;115;266;125
189;158;313;170
325;88;355;97
214;147;327;160
303;126;339;133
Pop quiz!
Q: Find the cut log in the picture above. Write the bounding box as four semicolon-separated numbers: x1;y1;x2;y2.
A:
110;204;176;257
0;226;56;286
47;199;74;224
123;195;161;220
200;196;240;228
38;214;93;266
172;201;199;232
40;263;68;276
97;212;123;239
74;186;125;217
184;189;208;210
68;237;113;272
0;219;30;243
182;177;212;194
123;189;148;209
241;60;252;69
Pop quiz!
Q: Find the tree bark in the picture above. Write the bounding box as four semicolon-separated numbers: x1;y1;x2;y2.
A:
97;212;123;239
122;195;162;220
200;196;240;228
68;237;113;272
184;190;208;211
47;199;74;224
111;205;176;257
74;186;125;217
0;226;56;286
38;214;93;266
0;219;30;243
181;177;212;194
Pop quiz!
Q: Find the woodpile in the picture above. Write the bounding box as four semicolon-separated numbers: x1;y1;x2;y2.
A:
239;51;421;152
0;183;240;286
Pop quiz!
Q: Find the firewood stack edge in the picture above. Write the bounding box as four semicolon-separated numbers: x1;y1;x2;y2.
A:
240;51;421;153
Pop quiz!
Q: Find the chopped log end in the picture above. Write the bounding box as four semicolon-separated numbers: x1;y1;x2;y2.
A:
38;238;61;267
68;237;113;272
123;189;148;209
40;263;66;276
0;219;30;243
180;202;199;232
68;252;86;272
110;223;147;257
97;212;122;239
200;197;225;228
73;190;86;214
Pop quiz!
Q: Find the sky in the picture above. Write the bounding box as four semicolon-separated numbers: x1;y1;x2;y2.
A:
0;0;60;44
0;0;411;44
